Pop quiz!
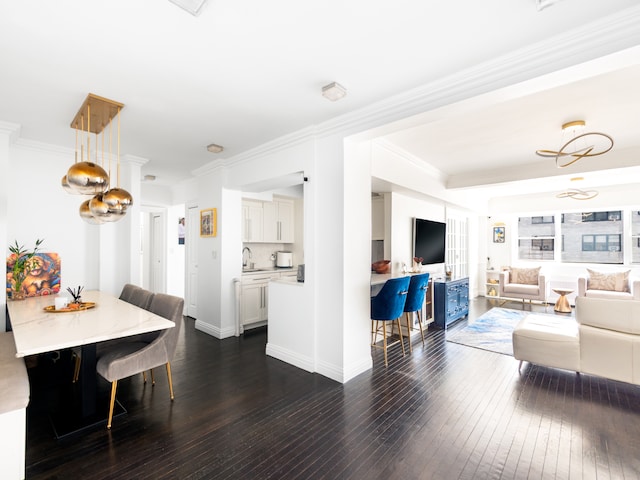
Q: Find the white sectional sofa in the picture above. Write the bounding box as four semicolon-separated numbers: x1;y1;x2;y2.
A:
513;296;640;386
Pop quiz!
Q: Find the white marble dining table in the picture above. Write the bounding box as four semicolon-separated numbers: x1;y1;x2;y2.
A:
7;290;174;436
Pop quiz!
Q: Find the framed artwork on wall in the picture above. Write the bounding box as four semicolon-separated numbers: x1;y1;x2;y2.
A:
200;208;217;237
493;226;505;243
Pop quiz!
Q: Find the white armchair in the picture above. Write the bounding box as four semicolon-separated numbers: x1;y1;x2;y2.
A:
499;267;547;306
578;270;640;300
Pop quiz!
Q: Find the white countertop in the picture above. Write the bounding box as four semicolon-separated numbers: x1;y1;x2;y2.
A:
7;290;175;357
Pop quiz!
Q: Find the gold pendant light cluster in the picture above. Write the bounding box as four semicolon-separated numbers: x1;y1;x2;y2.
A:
62;94;133;224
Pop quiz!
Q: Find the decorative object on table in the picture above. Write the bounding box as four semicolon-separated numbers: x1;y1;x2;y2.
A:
412;257;423;272
44;301;96;313
61;93;133;224
493;226;505;243
200;208;217;237
6;239;60;300
446;307;555;356
445;265;452;278
371;260;391;274
66;285;84;305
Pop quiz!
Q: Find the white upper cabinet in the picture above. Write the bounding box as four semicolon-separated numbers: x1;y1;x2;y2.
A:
243;197;294;243
242;200;264;242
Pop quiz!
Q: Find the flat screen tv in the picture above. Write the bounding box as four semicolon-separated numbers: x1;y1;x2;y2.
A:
413;218;446;265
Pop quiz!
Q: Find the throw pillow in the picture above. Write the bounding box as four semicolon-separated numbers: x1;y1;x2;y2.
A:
587;269;630;292
510;267;540;285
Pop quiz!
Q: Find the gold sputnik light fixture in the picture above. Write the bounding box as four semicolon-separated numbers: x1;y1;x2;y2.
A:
63;94;133;224
536;120;614;168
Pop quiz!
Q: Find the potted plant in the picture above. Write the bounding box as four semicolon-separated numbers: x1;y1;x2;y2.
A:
6;238;44;300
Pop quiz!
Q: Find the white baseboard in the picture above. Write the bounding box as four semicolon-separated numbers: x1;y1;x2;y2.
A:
195;320;235;339
265;343;314;373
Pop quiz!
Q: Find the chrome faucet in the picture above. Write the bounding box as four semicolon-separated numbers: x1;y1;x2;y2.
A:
242;247;252;267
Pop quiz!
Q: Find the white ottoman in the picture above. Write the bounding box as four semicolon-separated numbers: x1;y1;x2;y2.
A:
512;314;580;372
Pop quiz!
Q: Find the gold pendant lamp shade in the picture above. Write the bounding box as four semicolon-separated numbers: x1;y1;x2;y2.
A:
67;162;109;194
79;199;104;225
63;93;133;224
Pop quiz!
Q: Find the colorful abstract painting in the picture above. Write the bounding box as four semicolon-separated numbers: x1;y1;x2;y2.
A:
6;252;61;297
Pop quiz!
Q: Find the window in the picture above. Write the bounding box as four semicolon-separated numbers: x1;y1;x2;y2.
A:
582;234;621;252
561;210;623;264
518;216;555;260
531;216;554;224
632;210;640;263
581;210;621;222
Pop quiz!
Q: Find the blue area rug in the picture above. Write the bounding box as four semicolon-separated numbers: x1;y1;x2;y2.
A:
446;308;541;356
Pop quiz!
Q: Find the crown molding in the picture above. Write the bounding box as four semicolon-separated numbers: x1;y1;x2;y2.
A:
13;137;73;157
0;121;21;143
372;139;447;182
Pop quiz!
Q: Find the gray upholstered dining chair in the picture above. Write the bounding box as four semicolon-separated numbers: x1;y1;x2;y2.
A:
73;284;157;382
96;293;184;429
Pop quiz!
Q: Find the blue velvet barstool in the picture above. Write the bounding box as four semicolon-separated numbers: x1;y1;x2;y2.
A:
371;276;411;367
403;272;430;352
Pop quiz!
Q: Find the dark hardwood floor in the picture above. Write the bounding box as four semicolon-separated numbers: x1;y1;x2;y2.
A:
24;298;640;479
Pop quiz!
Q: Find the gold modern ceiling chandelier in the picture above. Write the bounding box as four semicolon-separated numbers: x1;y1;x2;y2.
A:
556;176;599;201
62;94;133;224
536;120;614;168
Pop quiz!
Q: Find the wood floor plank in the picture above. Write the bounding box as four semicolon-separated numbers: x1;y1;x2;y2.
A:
22;299;640;480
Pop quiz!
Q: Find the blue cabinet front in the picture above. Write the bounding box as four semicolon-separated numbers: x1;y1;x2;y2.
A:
434;277;469;329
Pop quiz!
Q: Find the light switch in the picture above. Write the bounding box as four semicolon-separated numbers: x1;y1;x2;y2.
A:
212;250;217;259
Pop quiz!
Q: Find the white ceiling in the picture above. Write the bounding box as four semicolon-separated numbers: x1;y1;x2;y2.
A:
1;0;640;195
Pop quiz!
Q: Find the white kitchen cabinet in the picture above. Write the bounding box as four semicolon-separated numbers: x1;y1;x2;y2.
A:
242;200;263;242
240;272;280;326
240;270;298;327
263;198;294;243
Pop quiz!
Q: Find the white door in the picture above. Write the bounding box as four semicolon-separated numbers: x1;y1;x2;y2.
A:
151;213;164;292
186;205;199;318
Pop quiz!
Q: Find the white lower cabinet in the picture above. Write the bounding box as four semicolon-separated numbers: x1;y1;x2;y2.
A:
240;272;281;327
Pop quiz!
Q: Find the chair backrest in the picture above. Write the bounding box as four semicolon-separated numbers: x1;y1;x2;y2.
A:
371;276;411;321
404;273;430;313
148;293;185;360
130;288;155;311
119;283;154;311
119;283;140;303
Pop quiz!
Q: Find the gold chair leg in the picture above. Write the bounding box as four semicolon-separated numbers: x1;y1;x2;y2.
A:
143;371;147;383
396;319;405;355
151;369;155;386
405;313;413;353
166;362;175;401
107;380;118;429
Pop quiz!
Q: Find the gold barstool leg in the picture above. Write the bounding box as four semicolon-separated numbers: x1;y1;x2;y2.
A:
143;371;147;383
371;320;379;346
382;322;388;367
166;362;175;401
107;380;118;429
416;310;425;346
151;369;155;386
396;318;405;355
405;313;413;353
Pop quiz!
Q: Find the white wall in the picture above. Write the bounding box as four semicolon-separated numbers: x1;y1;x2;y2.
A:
389;192;447;274
0;124;11;331
4;139;145;303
